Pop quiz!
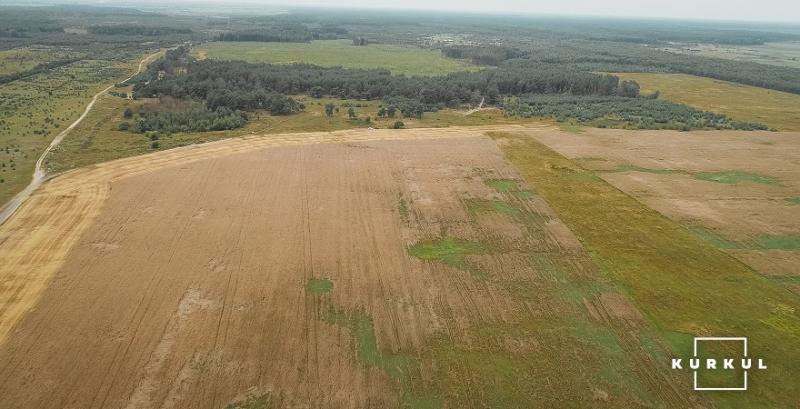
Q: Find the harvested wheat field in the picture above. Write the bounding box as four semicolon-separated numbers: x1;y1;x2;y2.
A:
0;126;698;408
533;128;800;279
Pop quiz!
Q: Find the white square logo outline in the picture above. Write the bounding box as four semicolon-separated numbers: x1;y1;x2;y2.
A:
693;337;748;391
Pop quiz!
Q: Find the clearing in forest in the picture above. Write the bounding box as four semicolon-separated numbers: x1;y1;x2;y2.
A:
192;40;477;76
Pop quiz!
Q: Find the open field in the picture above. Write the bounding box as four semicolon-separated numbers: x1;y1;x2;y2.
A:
192;40;478;76
531;128;800;282
47;95;548;174
664;42;800;69
615;72;800;131
0;125;706;408
497;131;800;408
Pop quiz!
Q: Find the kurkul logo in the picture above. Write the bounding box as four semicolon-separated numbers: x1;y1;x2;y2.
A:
671;337;767;391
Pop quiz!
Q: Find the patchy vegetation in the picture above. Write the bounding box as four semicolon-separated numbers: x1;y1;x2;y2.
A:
407;237;485;270
616;73;800;131
494;132;800;408
503;94;767;130
694;170;781;186
130;100;249;135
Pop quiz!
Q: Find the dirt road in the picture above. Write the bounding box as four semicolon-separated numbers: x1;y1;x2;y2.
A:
0;49;164;226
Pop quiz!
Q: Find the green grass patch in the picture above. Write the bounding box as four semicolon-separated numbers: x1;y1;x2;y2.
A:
750;235;800;250
194;40;477;76
484;178;535;199
398;192;410;224
493;132;800;408
407;237;485;270
685;226;743;249
484;179;519;193
784;196;800;205
465;199;523;219
325;307;415;380
611;165;782;187
688;226;800;250
306;278;333;295
694;170;780;186
614;164;685;175
318;289;439;408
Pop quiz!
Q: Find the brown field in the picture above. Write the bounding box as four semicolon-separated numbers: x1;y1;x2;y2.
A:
533;128;800;279
0;126;700;408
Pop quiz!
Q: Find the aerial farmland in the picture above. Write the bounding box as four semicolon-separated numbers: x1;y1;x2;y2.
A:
0;2;798;409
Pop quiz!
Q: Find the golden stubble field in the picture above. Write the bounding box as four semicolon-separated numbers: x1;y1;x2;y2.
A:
0;126;698;408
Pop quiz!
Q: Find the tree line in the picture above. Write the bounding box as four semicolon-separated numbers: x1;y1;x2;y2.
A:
133;47;641;112
88;25;192;36
504;95;768;131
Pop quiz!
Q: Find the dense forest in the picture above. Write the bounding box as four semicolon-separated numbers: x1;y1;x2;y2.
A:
127;101;249;135
133;47;640;108
128;47;765;133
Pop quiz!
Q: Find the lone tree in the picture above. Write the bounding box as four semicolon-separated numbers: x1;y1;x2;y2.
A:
324;103;335;117
347;107;356;119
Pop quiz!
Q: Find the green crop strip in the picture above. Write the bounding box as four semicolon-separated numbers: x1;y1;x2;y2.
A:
493;132;800;408
687;226;800;250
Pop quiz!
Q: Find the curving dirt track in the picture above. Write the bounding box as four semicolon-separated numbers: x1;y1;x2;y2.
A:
0;49;164;226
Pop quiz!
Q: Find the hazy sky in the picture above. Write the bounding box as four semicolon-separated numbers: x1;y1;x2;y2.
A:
202;0;800;23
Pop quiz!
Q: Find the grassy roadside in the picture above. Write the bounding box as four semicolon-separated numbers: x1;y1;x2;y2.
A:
493;132;800;408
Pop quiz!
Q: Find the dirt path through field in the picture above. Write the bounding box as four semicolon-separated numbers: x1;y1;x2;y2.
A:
0;49;164;226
